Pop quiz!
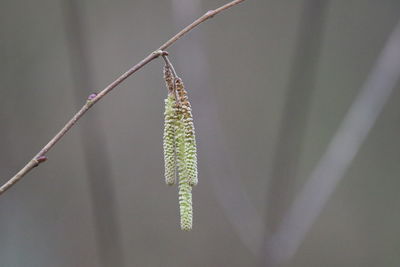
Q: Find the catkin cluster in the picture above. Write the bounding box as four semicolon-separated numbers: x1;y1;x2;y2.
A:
162;65;198;231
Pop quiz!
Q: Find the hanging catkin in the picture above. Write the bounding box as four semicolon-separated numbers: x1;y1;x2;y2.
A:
175;104;193;230
176;78;198;187
162;66;177;185
163;93;177;185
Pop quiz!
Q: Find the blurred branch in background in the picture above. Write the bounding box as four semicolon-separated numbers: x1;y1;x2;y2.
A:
172;0;264;255
264;18;400;266
266;0;329;232
62;1;125;266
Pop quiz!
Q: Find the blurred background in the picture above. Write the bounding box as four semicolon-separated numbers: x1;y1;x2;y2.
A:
1;0;400;266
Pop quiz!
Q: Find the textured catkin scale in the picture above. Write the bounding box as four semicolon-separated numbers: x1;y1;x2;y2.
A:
176;79;198;186
183;112;198;186
163;94;177;185
164;66;174;93
175;108;193;230
179;180;193;231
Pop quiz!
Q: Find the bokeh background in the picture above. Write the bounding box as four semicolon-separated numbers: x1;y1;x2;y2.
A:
1;0;400;266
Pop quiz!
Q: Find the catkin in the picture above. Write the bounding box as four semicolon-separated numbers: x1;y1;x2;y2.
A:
176;78;198;186
163;94;177;185
175;106;193;230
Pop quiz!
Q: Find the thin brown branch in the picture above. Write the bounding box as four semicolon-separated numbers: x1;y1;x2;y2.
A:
159;0;246;51
0;0;247;196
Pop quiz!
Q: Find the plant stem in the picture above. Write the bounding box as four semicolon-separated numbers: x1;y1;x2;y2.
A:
0;0;247;196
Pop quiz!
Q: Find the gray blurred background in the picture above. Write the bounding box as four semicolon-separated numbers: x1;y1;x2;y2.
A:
1;0;400;266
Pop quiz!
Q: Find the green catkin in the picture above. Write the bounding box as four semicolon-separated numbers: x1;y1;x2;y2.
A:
176;78;198;187
163;94;177;185
175;105;193;230
179;180;193;231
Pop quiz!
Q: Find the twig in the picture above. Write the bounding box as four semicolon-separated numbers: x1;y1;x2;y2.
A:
0;0;247;196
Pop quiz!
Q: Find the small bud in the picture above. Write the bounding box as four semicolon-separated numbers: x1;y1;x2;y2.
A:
33;156;48;167
87;93;97;101
36;156;48;163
